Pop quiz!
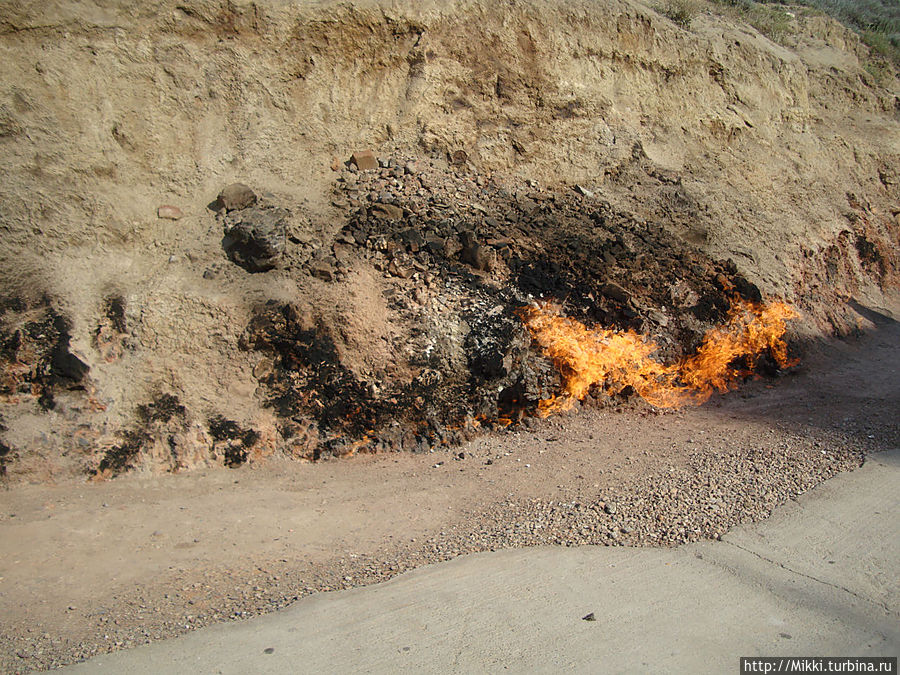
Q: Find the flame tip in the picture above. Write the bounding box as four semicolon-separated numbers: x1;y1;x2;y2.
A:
522;297;797;412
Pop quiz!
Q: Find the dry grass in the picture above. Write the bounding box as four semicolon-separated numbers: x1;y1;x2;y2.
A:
657;0;703;28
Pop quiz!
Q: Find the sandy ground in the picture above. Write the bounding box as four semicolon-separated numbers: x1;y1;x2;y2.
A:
59;449;900;674
1;304;898;673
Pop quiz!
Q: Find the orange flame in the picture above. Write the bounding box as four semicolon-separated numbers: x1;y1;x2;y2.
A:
520;298;797;414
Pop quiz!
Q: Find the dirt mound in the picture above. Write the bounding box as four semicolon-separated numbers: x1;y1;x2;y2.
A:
0;0;898;480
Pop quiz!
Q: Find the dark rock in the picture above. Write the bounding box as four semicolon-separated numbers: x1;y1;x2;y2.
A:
223;207;288;272
517;196;539;215
388;260;413;279
400;228;426;253
50;314;89;383
0;438;14;478
350;150;378;171
459;231;491;271
732;274;762;303
310;262;335;281
218;183;257;212
425;236;448;256
582;613;596;621
465;309;527;381
601;282;630;304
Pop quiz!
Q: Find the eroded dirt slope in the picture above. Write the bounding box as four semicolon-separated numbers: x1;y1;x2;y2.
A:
0;0;898;477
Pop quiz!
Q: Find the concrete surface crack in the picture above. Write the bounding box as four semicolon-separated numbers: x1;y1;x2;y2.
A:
721;539;896;617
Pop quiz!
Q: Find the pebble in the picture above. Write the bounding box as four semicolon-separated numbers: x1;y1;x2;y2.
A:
157;205;183;220
217;183;257;211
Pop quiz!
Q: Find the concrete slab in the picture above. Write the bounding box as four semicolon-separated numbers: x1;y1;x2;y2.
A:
63;451;899;674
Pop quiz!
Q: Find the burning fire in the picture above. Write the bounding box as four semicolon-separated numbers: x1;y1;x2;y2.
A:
520;298;797;414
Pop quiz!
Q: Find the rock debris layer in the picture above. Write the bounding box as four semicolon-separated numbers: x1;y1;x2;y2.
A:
0;0;898;478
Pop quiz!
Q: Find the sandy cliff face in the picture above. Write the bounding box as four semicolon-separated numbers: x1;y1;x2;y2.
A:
0;0;897;480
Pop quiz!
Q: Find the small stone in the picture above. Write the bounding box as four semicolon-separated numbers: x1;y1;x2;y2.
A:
370;203;404;220
310;262;335;282
264;647;275;654
601;282;630;304
388;260;413;279
332;243;354;265
399;228;426;252
647;309;668;327
222;206;288;272
459;231;491;271
450;149;468;165
350;150;378;171
425;236;448;256
253;358;274;379
604;502;617;515
582;612;596;621
574;184;595;198
218;183;257;211
157;205;183;220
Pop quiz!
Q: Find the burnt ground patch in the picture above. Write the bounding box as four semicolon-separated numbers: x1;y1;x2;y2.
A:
103;295;127;334
234;156;788;460
94;294;129;363
0;418;13;478
0;300;90;410
95;428;146;477
94;394;190;477
207;416;260;468
137;393;186;424
240;302;447;455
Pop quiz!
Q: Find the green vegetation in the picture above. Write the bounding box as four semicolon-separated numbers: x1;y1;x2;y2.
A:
710;0;899;70
803;0;900;65
655;0;898;75
706;0;802;43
